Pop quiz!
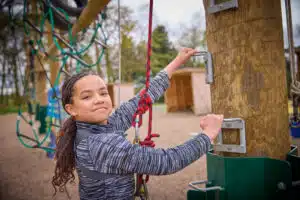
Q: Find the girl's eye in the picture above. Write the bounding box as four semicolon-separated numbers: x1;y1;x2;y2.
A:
82;96;90;100
101;92;108;96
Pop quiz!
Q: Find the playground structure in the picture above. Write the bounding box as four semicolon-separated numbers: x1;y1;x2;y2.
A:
15;0;113;157
0;0;299;199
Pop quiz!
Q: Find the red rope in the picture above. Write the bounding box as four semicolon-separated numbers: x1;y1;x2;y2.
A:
131;0;158;185
132;0;154;134
145;0;153;91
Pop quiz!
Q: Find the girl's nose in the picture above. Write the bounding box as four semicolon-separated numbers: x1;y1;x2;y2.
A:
94;94;104;104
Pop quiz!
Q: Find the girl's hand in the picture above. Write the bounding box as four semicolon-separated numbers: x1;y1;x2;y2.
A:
175;47;198;65
200;114;224;142
164;47;198;78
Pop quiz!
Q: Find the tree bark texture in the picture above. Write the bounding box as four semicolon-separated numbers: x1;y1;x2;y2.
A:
203;0;290;159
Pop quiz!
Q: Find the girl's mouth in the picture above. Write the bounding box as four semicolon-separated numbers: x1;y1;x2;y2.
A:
93;107;107;112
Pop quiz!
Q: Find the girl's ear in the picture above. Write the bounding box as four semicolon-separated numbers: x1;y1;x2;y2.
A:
65;104;77;117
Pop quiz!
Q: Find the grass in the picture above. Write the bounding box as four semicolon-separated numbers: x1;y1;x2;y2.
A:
0;104;27;115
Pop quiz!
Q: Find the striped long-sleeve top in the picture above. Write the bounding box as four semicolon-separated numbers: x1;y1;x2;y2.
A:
74;69;211;200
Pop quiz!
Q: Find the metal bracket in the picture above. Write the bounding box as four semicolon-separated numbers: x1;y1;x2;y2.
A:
214;118;247;153
189;180;224;191
194;51;214;84
207;0;238;14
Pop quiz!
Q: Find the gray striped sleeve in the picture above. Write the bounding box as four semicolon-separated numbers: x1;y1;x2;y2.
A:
108;70;170;131
146;69;170;103
88;133;211;175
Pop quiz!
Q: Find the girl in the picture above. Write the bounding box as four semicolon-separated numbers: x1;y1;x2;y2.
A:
52;48;223;200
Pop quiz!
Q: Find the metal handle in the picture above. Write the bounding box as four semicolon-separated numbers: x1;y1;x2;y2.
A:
204;52;213;84
193;51;214;84
214;118;247;154
188;180;224;192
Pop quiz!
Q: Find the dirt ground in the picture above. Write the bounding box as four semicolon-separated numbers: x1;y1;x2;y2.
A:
0;105;208;200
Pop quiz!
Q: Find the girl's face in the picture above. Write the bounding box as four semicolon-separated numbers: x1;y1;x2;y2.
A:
65;75;112;124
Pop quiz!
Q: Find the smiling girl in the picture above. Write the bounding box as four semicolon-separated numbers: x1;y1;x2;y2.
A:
52;48;223;200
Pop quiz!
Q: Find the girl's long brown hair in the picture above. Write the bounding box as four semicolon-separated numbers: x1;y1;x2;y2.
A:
51;71;98;196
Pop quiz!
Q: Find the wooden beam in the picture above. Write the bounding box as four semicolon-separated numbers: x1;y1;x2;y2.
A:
71;0;111;37
30;0;48;106
46;22;60;86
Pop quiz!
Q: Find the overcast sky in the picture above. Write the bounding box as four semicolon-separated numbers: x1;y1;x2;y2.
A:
119;0;300;48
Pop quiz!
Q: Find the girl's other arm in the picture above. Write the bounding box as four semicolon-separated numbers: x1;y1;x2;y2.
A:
88;132;211;175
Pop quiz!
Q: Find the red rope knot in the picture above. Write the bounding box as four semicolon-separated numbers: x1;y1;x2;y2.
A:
132;89;152;127
139;133;160;147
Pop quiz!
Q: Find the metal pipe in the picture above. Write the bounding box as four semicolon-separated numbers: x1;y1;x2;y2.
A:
24;19;43;35
85;29;109;48
118;0;121;106
67;53;89;67
285;0;296;82
188;180;224;192
94;38;108;48
52;32;74;50
285;0;298;118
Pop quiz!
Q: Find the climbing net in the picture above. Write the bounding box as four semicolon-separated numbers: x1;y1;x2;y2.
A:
15;0;109;155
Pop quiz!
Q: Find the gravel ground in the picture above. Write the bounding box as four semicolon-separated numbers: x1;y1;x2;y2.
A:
0;105;207;200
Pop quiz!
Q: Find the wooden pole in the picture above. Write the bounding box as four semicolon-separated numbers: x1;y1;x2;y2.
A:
71;0;111;37
46;22;60;86
31;1;47;106
203;0;290;159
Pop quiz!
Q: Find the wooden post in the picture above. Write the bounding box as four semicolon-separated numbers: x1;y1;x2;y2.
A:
71;0;111;37
203;0;290;159
46;22;60;86
31;1;47;106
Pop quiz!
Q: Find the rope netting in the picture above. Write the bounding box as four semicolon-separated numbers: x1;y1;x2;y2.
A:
15;0;109;155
